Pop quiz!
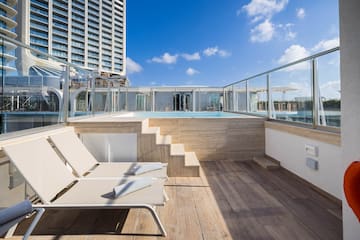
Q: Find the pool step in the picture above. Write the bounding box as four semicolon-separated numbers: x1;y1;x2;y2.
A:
156;135;172;145
184;152;200;177
171;144;185;156
253;156;280;170
142;126;160;135
185;152;200;167
141;120;200;177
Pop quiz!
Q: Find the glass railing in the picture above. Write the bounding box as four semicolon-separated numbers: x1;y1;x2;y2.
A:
223;47;340;129
0;33;340;135
0;34;95;134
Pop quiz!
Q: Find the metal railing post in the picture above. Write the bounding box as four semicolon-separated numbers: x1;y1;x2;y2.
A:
192;89;195;112
91;73;95;115
232;85;236;111
312;58;319;127
62;65;70;123
267;74;272;119
152;89;155;112
246;80;249;113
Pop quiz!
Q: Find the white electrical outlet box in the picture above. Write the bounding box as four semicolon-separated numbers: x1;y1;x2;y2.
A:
305;144;318;157
306;157;319;170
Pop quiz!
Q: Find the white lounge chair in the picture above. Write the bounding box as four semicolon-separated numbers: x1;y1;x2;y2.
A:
48;130;168;178
3;138;167;236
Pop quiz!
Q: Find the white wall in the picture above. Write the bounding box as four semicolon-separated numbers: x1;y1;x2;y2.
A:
80;133;137;162
339;1;360;239
265;128;342;199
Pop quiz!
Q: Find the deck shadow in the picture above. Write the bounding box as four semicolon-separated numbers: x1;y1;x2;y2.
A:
15;209;129;236
200;160;342;240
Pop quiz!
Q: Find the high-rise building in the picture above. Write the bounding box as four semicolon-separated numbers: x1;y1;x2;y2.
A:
0;0;18;73
16;0;126;77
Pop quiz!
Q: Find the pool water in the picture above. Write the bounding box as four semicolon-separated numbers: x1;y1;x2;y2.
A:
115;111;251;118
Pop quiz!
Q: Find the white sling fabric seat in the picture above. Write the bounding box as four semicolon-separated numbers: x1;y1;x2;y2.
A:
3;138;167;236
49;130;167;178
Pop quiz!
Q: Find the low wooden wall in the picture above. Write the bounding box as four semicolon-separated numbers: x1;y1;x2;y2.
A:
149;117;265;161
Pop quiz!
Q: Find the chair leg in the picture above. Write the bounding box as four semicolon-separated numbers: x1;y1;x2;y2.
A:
143;205;167;237
3;223;18;239
23;208;45;240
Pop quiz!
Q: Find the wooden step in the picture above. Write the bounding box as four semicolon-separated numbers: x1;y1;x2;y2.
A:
156;135;172;145
185;152;200;167
142;126;160;135
171;144;185;156
253;156;280;170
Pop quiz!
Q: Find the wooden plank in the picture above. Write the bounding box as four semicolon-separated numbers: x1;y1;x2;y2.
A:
13;161;342;240
132;208;160;240
191;185;232;240
156;186;177;240
174;186;203;240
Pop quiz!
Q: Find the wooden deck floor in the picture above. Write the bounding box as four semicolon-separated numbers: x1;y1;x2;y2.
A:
12;161;342;240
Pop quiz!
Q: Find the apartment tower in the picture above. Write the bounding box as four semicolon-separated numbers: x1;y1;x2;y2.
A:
0;0;18;74
16;0;126;77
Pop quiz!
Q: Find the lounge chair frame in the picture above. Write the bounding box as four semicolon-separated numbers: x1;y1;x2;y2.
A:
3;138;167;237
48;130;168;179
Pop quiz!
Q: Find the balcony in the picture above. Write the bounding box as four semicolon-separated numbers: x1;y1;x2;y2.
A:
30;0;48;10
0;17;350;240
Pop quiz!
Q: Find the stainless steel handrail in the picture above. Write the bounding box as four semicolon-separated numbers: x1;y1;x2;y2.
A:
223;47;340;88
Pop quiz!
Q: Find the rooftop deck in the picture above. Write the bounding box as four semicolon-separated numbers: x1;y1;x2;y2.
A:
12;160;342;240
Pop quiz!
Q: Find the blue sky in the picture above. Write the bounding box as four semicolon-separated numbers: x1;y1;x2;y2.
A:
126;0;339;88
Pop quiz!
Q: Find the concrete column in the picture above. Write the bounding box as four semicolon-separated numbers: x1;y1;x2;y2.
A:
339;0;360;239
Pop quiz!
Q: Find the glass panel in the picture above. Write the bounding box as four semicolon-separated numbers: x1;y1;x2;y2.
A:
270;61;313;124
118;88;127;111
248;76;268;116
317;51;341;127
0;36;94;133
0;37;65;133
135;93;151;111
233;81;247;112
0;161;27;208
196;91;222;111
223;86;233;112
70;67;93;117
155;92;173;111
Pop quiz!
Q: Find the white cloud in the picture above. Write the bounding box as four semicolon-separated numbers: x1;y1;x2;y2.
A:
250;19;275;42
218;50;232;57
286;31;297;40
203;47;231;58
278;45;310;64
150;52;178;64
126;57;143;74
242;0;289;22
296;8;306;19
186;67;200;76
278;45;310;71
278;23;297;40
203;47;219;56
312;37;340;52
319;81;341;100
182;52;201;61
241;0;293;43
